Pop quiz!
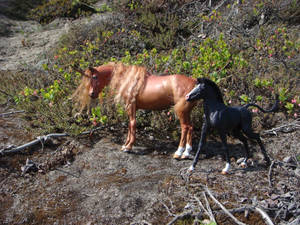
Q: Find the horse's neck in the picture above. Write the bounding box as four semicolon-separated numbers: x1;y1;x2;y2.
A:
203;94;224;116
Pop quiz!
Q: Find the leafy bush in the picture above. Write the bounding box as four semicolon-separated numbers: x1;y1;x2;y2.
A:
29;0;101;24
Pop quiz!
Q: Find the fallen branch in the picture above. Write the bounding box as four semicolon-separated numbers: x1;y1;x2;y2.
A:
0;133;68;155
202;191;216;224
205;187;247;225
167;211;193;225
268;161;275;188
263;119;300;135
255;207;274;225
0;127;103;156
0;110;25;117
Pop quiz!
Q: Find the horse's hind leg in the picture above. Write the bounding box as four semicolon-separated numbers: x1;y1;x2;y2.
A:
232;130;250;168
243;129;271;166
219;132;231;175
173;101;192;159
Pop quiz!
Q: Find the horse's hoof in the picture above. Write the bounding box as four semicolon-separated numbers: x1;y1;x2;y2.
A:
121;145;131;152
181;155;192;160
173;154;181;159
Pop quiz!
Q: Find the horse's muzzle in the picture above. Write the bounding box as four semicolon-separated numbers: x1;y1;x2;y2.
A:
89;92;98;99
186;94;191;101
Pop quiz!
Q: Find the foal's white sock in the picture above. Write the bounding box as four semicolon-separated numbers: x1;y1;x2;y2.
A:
222;163;231;173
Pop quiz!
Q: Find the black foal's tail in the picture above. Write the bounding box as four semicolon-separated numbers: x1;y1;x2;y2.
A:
244;94;279;113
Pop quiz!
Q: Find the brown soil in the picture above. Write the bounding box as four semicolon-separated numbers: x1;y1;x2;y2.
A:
0;108;299;225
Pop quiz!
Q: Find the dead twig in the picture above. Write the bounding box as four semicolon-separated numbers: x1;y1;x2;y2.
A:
263;119;300;135
0;133;69;155
167;211;193;225
202;191;216;224
268;160;275;188
255;207;275;225
0;126;104;156
0;110;25;117
161;200;176;217
205;187;247;225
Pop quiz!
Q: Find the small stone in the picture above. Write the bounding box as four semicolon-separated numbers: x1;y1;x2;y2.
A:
270;194;279;200
237;157;245;164
149;136;154;141
283;156;293;163
294;168;300;177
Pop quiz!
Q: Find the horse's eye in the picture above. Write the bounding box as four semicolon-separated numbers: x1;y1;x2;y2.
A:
92;75;97;80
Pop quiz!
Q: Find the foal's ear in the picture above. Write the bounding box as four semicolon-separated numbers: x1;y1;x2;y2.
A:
196;78;203;83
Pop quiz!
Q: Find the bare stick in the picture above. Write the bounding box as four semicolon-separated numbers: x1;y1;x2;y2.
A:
202;191;216;224
167;212;193;225
0;110;25;117
194;194;210;217
255;207;274;225
205;187;247;225
268;161;275;188
161;200;176;217
0;126;104;156
263;119;300;135
0;133;69;155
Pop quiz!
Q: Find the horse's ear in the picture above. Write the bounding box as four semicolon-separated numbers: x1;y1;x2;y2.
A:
73;67;87;77
88;67;96;73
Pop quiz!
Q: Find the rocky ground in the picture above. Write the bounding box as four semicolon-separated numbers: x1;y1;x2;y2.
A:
0;1;299;224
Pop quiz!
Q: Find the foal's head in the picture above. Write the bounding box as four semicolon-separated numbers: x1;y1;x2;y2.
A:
186;78;224;103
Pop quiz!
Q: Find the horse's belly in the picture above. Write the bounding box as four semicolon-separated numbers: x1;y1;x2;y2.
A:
136;92;173;110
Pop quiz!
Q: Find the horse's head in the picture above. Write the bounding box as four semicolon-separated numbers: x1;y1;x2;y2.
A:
186;78;206;101
76;66;112;99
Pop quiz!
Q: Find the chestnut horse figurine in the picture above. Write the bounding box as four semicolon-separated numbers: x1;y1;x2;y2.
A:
73;62;197;158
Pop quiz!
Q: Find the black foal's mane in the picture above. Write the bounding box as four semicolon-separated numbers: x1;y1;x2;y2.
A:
198;78;224;103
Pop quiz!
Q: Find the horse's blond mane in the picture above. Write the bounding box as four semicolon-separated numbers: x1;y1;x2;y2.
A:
72;62;148;113
72;75;92;114
110;63;147;109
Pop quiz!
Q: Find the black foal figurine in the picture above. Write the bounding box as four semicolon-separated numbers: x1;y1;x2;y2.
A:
186;78;278;174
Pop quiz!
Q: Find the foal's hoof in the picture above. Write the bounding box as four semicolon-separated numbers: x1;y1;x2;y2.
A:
240;162;247;168
221;170;229;175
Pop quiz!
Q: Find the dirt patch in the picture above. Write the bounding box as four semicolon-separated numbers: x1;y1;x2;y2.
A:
1;107;299;224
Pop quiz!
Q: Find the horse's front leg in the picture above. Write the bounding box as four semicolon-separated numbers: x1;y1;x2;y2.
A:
121;126;131;151
122;104;137;152
188;116;208;172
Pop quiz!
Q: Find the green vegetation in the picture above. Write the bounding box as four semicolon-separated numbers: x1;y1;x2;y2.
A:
0;0;299;136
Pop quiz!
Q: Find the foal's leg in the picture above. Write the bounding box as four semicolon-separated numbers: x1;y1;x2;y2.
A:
219;133;231;175
243;130;271;166
122;104;137;152
232;130;250;168
188;117;208;172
